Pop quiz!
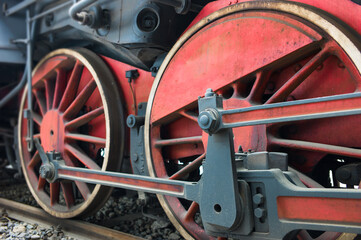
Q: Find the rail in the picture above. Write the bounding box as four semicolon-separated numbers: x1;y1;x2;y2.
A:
0;198;144;240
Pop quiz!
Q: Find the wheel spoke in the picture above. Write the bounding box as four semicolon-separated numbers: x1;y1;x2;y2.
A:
34;90;47;116
33;133;41;140
60;182;75;208
44;78;55;111
27;151;40;169
170;153;205;180
271;137;361;159
247;71;272;102
65;133;106;145
63;153;91;201
65;106;104;129
178;110;198;122
74;181;91;201
59;60;83;112
184;201;199;222
37;177;46;190
32;112;43;126
65;143;101;170
63;79;96;119
53;68;67;109
266;46;331;104
31;56;69;85
50;182;60;206
155;136;202;148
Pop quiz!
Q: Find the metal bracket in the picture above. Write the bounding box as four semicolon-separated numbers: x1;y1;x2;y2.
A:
34;139;57;183
197;89;361;238
198;128;243;231
235;169;361;239
127;102;148;176
25;10;34;152
127;102;150;203
126;69;140;83
197;89;243;232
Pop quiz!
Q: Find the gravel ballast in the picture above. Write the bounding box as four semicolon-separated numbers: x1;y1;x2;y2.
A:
0;175;184;240
0;215;74;240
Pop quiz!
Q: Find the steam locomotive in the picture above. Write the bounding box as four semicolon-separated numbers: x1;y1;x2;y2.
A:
1;0;361;239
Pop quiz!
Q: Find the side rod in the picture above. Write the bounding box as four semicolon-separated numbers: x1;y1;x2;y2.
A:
54;162;199;201
198;90;361;134
33;139;196;201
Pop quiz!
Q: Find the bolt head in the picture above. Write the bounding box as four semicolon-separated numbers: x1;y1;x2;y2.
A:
199;115;210;126
127;115;136;128
198;109;219;133
205;88;215;97
39;164;53;179
254;207;266;219
253;193;264;205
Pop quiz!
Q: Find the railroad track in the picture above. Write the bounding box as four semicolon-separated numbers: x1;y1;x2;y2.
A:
0;198;143;240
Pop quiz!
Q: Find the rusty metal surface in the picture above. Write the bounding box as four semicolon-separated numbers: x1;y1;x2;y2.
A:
0;198;143;240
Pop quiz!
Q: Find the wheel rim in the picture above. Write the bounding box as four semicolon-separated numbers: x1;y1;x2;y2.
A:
145;1;361;239
19;48;125;218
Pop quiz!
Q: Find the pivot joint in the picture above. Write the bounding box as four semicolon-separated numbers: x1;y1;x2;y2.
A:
198;88;223;134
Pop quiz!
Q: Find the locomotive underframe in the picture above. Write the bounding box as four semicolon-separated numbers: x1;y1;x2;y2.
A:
34;90;361;239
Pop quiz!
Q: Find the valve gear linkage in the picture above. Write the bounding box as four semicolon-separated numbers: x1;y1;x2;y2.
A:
34;89;361;239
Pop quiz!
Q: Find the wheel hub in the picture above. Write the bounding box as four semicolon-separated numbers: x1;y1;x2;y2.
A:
40;110;65;152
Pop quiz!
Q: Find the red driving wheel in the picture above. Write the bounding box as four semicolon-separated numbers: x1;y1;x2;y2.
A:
18;48;125;218
145;1;361;239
